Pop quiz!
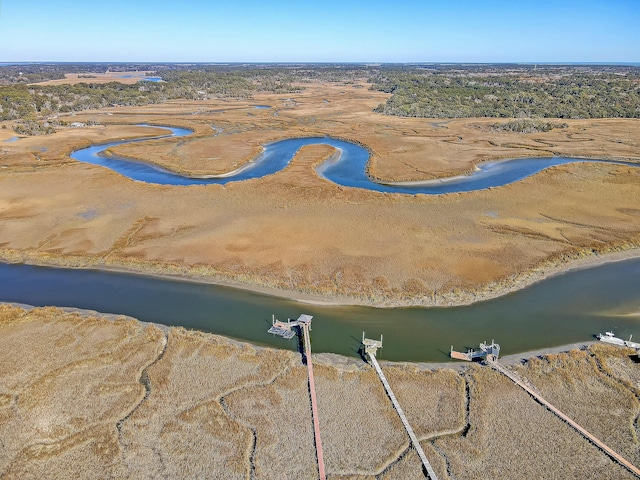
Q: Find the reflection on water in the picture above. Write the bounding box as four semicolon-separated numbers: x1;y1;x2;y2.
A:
1;258;639;362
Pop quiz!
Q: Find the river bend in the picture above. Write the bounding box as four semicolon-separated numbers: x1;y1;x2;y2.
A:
71;125;639;193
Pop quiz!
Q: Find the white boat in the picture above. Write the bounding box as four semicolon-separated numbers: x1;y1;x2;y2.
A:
596;331;626;346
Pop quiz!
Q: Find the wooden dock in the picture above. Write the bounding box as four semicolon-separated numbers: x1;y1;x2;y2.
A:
488;358;640;478
450;341;500;361
301;321;326;480
362;333;438;479
267;314;325;480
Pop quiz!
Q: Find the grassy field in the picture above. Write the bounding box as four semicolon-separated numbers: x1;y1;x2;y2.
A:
2;305;640;479
513;344;640;465
1;81;639;307
433;365;637;479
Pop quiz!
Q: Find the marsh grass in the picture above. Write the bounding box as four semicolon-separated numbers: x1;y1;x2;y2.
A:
515;345;640;464
383;365;465;438
313;365;408;475
3;306;640;479
434;365;636;479
224;365;318;479
118;327;296;479
0;305;165;479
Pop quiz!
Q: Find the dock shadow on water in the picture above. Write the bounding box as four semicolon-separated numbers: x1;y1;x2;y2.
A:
1;258;640;362
296;326;308;364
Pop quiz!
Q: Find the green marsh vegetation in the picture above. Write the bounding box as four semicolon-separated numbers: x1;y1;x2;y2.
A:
369;64;640;119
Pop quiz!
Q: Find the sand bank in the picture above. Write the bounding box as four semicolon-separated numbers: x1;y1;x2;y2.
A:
2;244;639;309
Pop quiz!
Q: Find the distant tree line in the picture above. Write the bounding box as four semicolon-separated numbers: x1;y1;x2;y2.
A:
369;66;640;119
491;119;568;133
0;67;306;123
0;82;166;121
2;64;639;129
0;63;164;85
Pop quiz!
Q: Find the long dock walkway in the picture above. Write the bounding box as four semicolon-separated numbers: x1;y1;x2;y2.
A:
488;358;640;478
302;323;326;480
368;352;439;480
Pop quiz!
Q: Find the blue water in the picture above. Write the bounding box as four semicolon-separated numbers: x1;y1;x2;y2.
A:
8;125;640;361
70;125;640;193
71;127;326;186
320;155;639;195
4;136;19;143
116;75;162;82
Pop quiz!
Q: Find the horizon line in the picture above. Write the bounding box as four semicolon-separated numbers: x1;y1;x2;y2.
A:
1;61;639;66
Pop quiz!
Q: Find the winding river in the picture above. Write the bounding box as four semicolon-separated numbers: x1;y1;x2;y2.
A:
71;125;639;193
2;125;638;362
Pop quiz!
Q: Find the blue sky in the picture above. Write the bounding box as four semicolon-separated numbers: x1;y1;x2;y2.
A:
0;0;638;62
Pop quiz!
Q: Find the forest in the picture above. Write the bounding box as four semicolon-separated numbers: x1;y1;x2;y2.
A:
369;65;640;118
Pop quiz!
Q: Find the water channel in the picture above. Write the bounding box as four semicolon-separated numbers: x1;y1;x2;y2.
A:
71;125;639;193
4;125;638;362
1;259;639;362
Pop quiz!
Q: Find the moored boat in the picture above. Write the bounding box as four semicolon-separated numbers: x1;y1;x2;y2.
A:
597;331;640;349
596;331;626;346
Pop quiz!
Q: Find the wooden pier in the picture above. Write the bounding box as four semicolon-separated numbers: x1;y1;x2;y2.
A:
301;319;326;480
267;315;326;480
488;357;640;478
450;340;500;362
362;333;439;480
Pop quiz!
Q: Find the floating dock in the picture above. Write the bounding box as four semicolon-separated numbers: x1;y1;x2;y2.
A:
267;315;297;339
362;333;439;480
450;340;500;361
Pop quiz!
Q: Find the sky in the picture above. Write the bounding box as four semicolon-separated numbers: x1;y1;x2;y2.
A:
0;0;638;63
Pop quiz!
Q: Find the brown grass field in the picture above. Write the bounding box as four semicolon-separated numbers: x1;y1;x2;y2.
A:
31;71;159;86
1;305;639;479
1;81;639;306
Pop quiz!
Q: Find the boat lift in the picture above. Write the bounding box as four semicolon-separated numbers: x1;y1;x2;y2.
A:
450;340;500;362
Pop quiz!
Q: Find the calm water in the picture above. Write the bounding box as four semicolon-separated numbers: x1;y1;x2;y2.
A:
1;259;639;362
18;125;638;361
70;125;640;192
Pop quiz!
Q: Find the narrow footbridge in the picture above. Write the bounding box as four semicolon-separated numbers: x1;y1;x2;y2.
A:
362;333;439;480
301;319;326;480
268;314;326;480
488;358;640;478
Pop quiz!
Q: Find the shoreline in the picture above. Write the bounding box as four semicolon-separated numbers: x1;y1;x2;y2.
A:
2;244;639;309
0;302;609;370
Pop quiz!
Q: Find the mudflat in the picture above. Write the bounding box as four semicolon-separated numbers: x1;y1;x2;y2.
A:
1;81;639;306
